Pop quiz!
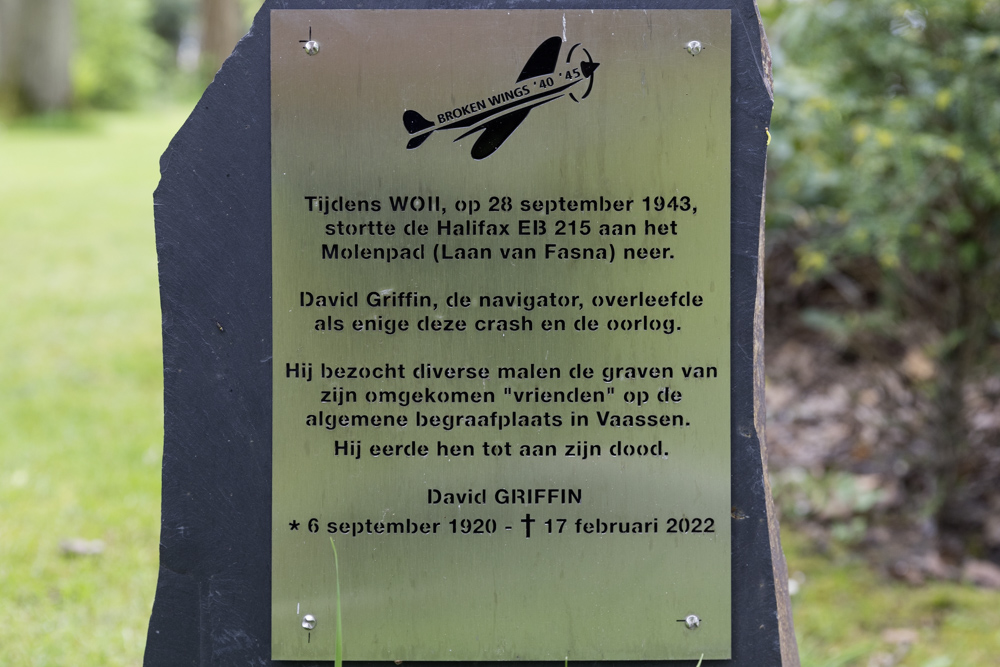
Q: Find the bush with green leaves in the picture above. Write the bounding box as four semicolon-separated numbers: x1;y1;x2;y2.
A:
75;0;173;109
765;0;1000;537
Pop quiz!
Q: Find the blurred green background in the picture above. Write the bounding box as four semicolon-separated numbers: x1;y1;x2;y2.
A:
1;1;998;665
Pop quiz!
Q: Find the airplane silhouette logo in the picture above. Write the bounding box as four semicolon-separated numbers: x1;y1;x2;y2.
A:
403;37;599;160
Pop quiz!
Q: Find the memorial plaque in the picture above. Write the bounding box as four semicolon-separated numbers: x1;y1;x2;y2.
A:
146;2;795;666
271;9;731;661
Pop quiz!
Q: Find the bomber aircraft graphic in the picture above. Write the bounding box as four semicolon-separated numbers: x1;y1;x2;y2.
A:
402;36;599;160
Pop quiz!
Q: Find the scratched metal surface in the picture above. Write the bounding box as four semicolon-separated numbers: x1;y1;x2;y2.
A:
271;10;731;661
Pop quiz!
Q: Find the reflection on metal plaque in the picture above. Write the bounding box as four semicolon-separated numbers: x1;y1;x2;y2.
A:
271;9;731;661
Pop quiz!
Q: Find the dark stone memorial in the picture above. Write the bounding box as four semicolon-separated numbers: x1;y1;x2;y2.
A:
145;1;797;665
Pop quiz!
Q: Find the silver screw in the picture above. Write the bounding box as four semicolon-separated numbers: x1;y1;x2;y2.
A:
685;614;701;629
303;40;320;56
685;41;703;56
302;614;317;630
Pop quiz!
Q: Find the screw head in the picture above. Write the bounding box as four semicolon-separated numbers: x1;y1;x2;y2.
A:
685;41;703;56
303;40;320;56
302;614;317;630
685;614;701;629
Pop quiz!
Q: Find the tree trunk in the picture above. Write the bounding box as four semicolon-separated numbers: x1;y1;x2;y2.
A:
0;0;25;112
1;0;73;112
201;0;243;77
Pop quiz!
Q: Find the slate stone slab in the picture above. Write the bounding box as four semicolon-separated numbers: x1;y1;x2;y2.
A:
145;1;796;665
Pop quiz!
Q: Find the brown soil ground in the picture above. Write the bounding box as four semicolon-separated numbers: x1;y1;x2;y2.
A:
765;325;1000;587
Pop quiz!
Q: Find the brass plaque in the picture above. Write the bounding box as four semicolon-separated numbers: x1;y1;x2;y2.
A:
271;10;731;661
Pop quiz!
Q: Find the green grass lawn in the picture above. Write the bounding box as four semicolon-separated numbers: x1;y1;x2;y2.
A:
2;108;998;666
784;530;1000;667
0;107;188;666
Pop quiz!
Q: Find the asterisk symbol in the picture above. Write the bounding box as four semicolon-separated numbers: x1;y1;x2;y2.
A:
289;520;300;531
